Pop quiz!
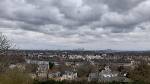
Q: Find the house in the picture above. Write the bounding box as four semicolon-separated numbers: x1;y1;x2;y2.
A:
26;59;49;72
98;66;119;82
29;73;37;79
37;72;48;79
99;66;118;78
88;66;129;82
26;60;49;79
48;71;61;79
61;71;77;80
9;63;26;71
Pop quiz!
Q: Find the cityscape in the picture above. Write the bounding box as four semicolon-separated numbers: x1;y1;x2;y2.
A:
1;47;150;83
1;0;150;84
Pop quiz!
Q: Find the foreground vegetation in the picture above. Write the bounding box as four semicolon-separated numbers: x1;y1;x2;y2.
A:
33;80;122;84
0;65;150;84
33;80;150;84
0;68;33;84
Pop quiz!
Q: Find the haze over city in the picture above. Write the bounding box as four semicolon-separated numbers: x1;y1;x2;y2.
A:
0;0;150;50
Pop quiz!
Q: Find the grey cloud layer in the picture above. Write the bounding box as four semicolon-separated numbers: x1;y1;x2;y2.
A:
0;0;150;49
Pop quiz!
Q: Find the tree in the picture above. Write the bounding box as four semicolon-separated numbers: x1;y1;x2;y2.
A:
128;62;150;83
0;33;11;55
77;64;94;78
26;64;38;73
49;61;54;70
0;33;12;73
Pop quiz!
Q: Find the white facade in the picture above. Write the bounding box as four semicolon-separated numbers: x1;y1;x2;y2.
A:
61;72;77;80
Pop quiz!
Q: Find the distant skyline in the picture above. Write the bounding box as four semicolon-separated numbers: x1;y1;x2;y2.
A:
0;0;150;50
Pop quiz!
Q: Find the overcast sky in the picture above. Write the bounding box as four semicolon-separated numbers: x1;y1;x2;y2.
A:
0;0;150;50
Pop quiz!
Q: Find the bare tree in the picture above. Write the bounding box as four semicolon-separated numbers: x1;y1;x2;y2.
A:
0;33;11;73
0;33;11;55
